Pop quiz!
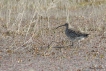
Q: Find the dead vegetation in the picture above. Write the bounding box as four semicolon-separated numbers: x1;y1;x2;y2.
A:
0;0;106;71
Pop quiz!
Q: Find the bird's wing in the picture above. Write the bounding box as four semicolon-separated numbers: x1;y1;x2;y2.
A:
68;29;83;36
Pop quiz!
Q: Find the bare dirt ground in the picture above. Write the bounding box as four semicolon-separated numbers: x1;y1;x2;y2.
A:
1;1;106;71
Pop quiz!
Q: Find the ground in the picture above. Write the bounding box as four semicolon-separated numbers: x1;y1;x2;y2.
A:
0;0;106;71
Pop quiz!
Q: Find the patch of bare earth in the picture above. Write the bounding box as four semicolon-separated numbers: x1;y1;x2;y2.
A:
0;2;106;71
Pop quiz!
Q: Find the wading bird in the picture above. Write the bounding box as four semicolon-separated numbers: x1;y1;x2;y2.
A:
56;23;89;46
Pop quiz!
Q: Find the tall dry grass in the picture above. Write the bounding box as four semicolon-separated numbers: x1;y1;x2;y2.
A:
0;0;106;52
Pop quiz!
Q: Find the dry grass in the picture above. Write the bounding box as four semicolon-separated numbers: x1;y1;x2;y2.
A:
0;0;106;71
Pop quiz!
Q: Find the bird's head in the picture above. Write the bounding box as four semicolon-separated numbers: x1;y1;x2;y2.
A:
64;23;68;26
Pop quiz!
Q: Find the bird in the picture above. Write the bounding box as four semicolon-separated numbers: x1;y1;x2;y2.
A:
56;23;89;46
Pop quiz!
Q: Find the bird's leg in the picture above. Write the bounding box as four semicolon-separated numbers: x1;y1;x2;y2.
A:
69;41;73;47
72;41;74;46
71;41;74;46
78;40;81;47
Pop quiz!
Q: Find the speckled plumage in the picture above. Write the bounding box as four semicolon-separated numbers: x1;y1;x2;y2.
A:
56;23;89;46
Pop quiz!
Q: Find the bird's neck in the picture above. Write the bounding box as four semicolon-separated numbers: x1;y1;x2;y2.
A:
65;25;68;30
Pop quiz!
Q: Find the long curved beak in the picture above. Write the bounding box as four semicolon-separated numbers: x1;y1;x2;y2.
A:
55;24;65;29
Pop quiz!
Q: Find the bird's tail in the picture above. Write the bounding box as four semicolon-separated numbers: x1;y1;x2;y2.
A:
83;34;89;37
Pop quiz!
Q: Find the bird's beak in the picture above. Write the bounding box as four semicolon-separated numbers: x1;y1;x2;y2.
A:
55;24;65;29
